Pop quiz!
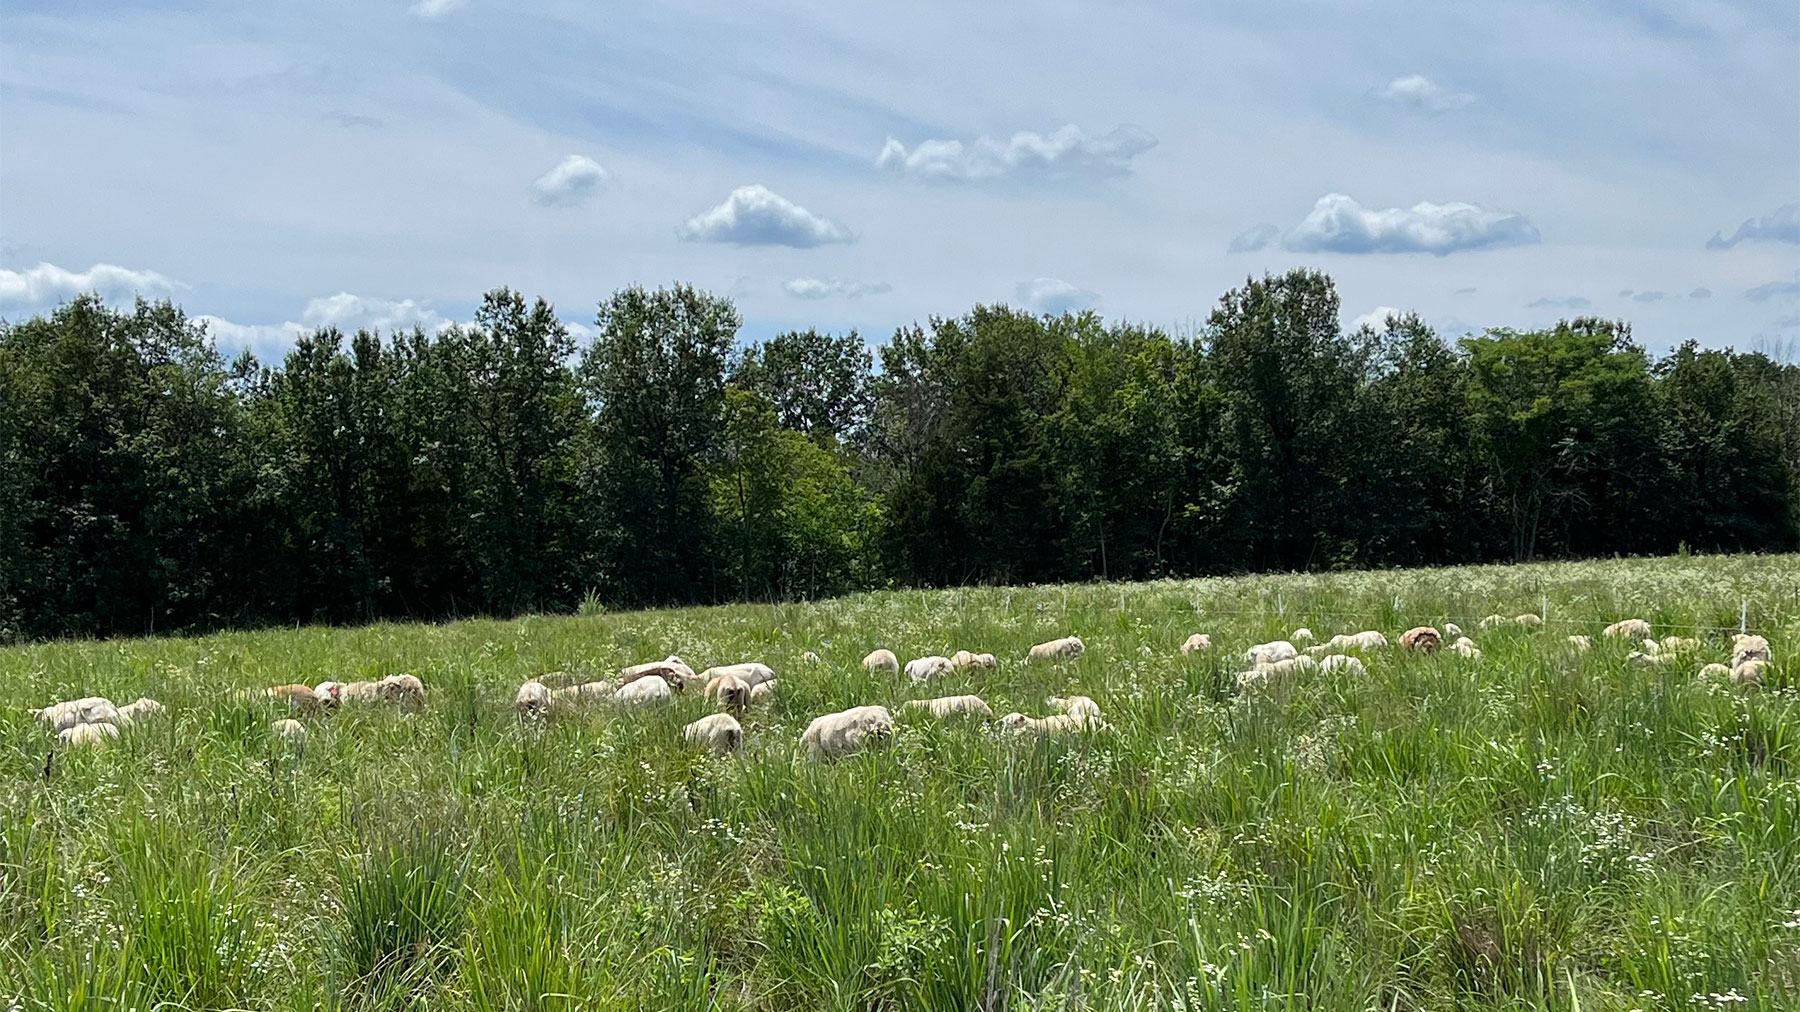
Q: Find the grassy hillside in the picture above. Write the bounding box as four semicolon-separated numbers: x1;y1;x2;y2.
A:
3;556;1798;1011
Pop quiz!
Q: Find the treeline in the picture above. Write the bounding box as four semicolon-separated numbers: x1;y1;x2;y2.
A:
3;269;1797;641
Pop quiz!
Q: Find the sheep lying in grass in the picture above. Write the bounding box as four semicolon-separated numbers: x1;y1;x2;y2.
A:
1658;636;1698;655
1181;633;1212;654
1291;628;1314;643
1604;619;1652;639
315;674;425;712
515;681;551;720
623;657;699;691
264;684;324;712
1320;654;1365;676
1450;637;1482;660
684;713;742;754
1732;634;1772;668
1514;614;1544;629
58;722;120;748
905;656;954;682
700;663;775;689
379;674;426;711
750;680;777;704
272;718;308;749
1698;663;1732;680
614;675;672;706
704;672;751;712
1028;636;1085;662
35;697;120;733
1399;627;1442;653
1000;711;1103;736
535;670;585;689
550;682;613;708
1244;640;1297;665
1627;650;1673;669
1566;635;1593;653
951;650;997;670
901;695;994;720
863;649;900;674
1237;655;1318;691
1730;660;1768;687
117;698;164;725
801;705;894;759
1046;695;1102;720
1325;631;1388;652
1444;623;1463;638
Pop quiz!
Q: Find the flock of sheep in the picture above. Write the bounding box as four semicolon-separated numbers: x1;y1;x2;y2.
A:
28;620;1775;758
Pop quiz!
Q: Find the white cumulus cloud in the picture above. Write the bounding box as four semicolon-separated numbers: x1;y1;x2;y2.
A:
877;124;1155;181
782;277;892;300
198;293;455;357
677;185;854;247
1349;306;1405;332
1375;75;1475;112
408;0;465;18
1015;278;1097;315
0;261;181;306
530;155;610;207
1707;203;1800;249
1283;193;1540;256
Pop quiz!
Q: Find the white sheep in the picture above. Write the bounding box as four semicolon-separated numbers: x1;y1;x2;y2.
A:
1181;633;1212;654
1730;659;1768;687
1327;631;1388;652
1027;636;1085;662
1320;654;1365;676
614;675;672;706
377;674;426;711
1732;634;1772;668
1698;663;1732;680
1659;636;1699;655
700;662;776;689
1604;619;1652;639
1237;655;1318;690
35;697;120;733
1000;711;1103;736
515;681;552;719
57;722;120;748
116;698;164;725
951;650;997;670
1514;614;1544;629
1045;695;1102;720
1450;637;1482;660
549;682;612;707
1566;635;1593;653
684;713;743;754
1244;640;1297;665
271;718;308;749
801;705;894;759
904;656;955;682
901;695;994;719
750;679;778;704
704;672;751;712
1627;650;1672;669
1478;614;1508;631
1443;623;1463;638
621;657;699;691
1290;628;1314;643
863;649;901;674
265;683;324;712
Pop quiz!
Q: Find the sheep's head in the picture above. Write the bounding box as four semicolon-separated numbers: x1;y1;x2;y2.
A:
313;682;343;706
999;712;1029;730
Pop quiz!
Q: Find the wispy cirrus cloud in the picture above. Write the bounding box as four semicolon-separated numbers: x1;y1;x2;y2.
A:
1283;193;1540;256
782;277;891;300
877;124;1155;181
678;185;854;247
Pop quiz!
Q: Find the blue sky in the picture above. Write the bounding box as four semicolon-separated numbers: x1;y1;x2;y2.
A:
1;0;1796;360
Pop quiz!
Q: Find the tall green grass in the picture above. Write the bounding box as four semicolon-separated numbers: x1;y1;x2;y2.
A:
1;555;1798;1010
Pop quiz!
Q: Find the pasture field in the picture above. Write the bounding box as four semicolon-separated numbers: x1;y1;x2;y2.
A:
3;556;1799;1012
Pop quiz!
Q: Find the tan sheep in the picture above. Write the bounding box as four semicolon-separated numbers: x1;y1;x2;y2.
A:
704;672;751;712
1731;659;1769;687
1659;636;1699;655
1181;633;1212;654
750;679;778;704
699;662;775;689
1027;636;1085;662
265;683;324;712
951;650;998;670
901;695;994;719
1399;627;1442;653
515;681;552;719
1604;619;1652;639
904;656;955;682
1514;614;1544;629
1732;634;1772;668
57;722;120;748
863;649;901;674
1045;695;1102;720
35;697;120;733
377;674;426;711
116;698;165;725
1327;631;1388;652
684;713;743;754
801;705;894;759
1566;635;1594;653
1698;663;1732;680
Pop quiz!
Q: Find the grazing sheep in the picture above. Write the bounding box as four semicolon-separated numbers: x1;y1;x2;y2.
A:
1046;695;1102;720
313;681;379;706
622;657;699;691
1659;636;1699;655
1028;636;1085;662
901;695;994;719
35;697;121;733
1627;650;1673;669
801;705;894;759
264;684;323;712
1732;634;1772;668
904;656;955;682
1327;631;1388;652
1237;655;1319;691
57;722;120;748
1450;637;1482;660
1698;663;1732;680
1444;623;1463;638
1731;659;1769;687
377;674;426;711
950;650;998;670
550;682;613;708
863;649;901;674
704;672;751;712
116;698;164;725
1399;627;1442;653
1604;619;1652;639
1515;614;1544;629
1478;614;1508;631
1566;635;1593;653
749;679;777;704
1000;711;1102;736
1181;633;1213;654
700;663;776;689
515;681;552;719
1291;628;1314;643
1320;654;1365;676
1244;640;1298;665
684;713;743;754
614;675;672;706
271;718;308;749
